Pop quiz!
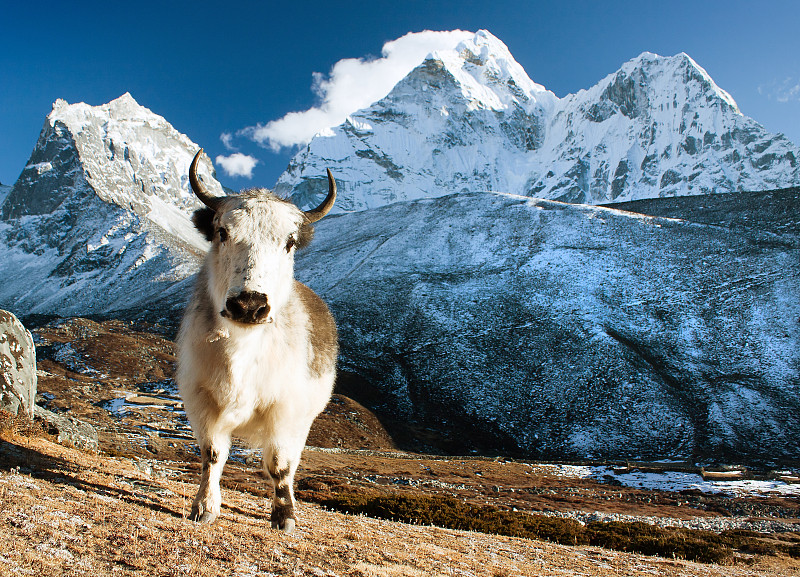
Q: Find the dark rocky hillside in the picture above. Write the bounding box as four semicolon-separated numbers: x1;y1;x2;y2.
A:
297;188;800;465
604;187;800;239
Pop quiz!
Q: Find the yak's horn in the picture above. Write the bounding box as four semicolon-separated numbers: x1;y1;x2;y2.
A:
303;169;337;223
189;149;222;210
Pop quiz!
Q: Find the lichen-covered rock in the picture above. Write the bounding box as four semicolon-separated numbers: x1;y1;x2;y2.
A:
0;310;36;418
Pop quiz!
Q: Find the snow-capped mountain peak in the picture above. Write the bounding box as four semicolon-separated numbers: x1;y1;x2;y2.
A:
431;29;553;111
0;93;223;317
647;51;739;113
278;32;799;212
573;51;741;121
50;92;166;135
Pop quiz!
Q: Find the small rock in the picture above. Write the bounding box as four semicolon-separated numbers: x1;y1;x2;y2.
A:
34;405;98;451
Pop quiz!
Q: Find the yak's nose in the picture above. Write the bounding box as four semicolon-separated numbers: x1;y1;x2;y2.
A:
222;290;270;324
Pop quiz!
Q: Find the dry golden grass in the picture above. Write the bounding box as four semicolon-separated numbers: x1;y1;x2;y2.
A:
0;423;798;577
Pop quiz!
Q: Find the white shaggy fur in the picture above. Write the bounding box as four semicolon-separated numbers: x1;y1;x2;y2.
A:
177;191;337;532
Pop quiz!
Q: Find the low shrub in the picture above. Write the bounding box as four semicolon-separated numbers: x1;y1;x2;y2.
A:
585;521;730;564
320;492;583;545
0;409;47;439
318;491;798;564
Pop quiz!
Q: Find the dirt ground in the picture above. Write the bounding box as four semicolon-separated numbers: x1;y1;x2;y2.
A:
1;428;798;577
0;316;797;575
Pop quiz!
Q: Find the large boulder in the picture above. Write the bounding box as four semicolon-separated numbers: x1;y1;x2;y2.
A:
0;310;37;418
296;190;800;465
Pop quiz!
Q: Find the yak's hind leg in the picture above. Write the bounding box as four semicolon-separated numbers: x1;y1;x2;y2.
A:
190;435;231;524
262;437;305;532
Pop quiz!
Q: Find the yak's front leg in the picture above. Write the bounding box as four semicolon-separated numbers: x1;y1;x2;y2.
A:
263;438;305;532
190;436;231;524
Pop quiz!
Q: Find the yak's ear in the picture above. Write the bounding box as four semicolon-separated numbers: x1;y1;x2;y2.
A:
192;208;215;241
295;222;315;250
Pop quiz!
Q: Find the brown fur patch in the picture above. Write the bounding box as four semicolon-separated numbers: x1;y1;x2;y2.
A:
274;482;292;502
206;446;219;464
296;222;315;249
295;281;338;378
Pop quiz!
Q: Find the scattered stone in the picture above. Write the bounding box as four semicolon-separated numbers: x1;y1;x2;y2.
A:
34;405;98;451
542;508;800;534
124;394;182;407
132;457;171;479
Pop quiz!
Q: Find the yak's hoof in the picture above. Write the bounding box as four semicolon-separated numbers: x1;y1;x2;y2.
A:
271;506;296;533
271;516;296;533
189;509;217;524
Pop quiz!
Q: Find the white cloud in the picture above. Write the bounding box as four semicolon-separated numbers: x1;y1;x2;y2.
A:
241;29;474;150
777;82;800;103
759;77;800;103
220;132;236;151
215;153;259;178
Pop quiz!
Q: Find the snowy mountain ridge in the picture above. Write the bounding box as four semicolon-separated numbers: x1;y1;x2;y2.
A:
278;30;800;212
0;93;222;317
297;188;800;462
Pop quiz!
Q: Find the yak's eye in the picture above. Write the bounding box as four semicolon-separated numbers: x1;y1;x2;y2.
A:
286;237;296;252
218;227;228;242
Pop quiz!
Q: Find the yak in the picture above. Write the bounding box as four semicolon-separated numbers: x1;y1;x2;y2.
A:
177;149;337;532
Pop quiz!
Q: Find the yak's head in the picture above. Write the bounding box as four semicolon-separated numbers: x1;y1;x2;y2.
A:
189;149;335;326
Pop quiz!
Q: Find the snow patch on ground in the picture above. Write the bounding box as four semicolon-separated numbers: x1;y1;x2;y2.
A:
542;464;800;497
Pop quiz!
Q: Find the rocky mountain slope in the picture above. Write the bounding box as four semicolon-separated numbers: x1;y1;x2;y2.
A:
0;183;10;206
0;94;220;319
277;31;800;212
296;189;800;464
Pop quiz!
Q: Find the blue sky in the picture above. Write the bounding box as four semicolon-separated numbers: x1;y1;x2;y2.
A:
1;0;798;190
